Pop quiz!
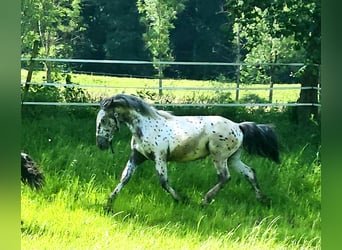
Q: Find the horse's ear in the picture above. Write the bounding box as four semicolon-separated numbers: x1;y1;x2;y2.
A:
100;97;126;110
100;97;114;109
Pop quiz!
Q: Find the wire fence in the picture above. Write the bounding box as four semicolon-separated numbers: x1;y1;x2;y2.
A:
20;58;321;108
21;101;321;108
21;57;308;66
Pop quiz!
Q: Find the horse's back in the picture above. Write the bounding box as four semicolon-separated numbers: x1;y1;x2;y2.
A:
167;115;242;161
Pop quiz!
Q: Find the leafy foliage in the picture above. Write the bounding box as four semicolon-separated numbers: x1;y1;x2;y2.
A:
63;74;91;103
21;0;320;123
21;0;84;81
73;0;153;75
233;7;305;83
137;0;187;77
225;0;320;121
170;0;235;79
21;0;320;84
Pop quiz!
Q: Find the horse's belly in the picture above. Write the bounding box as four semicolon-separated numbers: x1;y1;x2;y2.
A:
168;148;209;162
168;137;209;162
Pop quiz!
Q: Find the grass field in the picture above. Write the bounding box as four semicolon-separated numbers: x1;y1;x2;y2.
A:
21;108;320;249
21;70;320;249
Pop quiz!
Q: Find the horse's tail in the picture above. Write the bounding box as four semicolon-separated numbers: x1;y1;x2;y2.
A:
239;122;280;164
21;152;45;190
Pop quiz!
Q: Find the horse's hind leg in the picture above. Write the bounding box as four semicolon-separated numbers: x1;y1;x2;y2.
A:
202;158;231;205
229;150;269;205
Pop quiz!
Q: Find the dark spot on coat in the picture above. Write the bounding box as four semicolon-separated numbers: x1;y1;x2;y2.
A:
136;127;143;138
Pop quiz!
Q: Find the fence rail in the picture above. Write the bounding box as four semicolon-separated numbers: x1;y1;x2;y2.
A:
21;101;321;107
20;58;321;108
21;57;308;67
21;81;320;91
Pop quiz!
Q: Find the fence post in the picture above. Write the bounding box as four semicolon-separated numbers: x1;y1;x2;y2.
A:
158;66;163;96
236;66;240;102
235;23;240;102
22;40;40;103
269;78;273;103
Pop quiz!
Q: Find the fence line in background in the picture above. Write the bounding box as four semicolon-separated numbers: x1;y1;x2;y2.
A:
21;57;308;67
20;81;321;92
21;58;321;107
22;101;321;107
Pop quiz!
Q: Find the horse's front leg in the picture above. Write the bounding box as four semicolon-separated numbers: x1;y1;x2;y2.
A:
106;149;146;212
154;154;183;202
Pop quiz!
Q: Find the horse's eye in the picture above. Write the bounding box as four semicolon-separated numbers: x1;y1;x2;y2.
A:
101;119;109;126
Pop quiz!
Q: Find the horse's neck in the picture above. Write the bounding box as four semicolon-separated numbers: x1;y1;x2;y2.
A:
124;113;156;136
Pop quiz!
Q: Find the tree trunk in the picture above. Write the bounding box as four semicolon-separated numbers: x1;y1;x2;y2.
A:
296;65;319;123
22;40;40;103
45;61;52;83
269;80;273;103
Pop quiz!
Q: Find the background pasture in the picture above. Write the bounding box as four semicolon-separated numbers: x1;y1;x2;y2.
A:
21;74;320;249
21;69;302;105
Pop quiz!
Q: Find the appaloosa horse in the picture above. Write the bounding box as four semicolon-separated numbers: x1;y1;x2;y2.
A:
96;94;280;211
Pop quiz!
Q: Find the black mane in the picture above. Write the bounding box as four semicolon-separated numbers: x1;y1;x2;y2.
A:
104;94;159;118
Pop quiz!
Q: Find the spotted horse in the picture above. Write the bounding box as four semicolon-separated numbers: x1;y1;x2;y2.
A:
96;94;280;211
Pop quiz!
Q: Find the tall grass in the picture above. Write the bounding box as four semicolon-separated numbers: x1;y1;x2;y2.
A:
21;105;320;249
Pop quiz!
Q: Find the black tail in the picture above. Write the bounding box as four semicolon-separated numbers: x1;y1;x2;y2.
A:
21;152;45;190
239;122;280;164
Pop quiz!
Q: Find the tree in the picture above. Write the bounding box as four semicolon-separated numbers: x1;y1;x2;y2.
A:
235;7;305;84
137;0;186;94
73;0;153;76
170;0;235;80
21;0;84;82
225;0;320;122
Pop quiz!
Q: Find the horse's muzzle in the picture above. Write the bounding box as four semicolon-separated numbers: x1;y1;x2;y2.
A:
96;136;111;150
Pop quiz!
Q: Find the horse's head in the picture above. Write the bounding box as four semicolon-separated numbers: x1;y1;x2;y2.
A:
96;94;157;152
96;95;134;152
96;107;120;152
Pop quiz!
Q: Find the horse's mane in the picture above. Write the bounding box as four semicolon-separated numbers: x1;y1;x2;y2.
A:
156;110;174;119
113;94;174;119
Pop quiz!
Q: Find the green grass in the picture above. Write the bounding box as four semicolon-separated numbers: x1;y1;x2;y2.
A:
21;108;321;249
21;69;301;104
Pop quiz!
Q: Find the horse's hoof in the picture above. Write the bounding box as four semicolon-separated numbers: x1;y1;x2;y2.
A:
183;198;190;205
104;204;114;214
180;196;190;204
200;202;207;209
200;198;213;207
258;195;271;208
173;193;189;204
104;196;116;213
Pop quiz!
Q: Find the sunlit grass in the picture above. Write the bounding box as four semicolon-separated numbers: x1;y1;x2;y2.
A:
21;112;320;249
